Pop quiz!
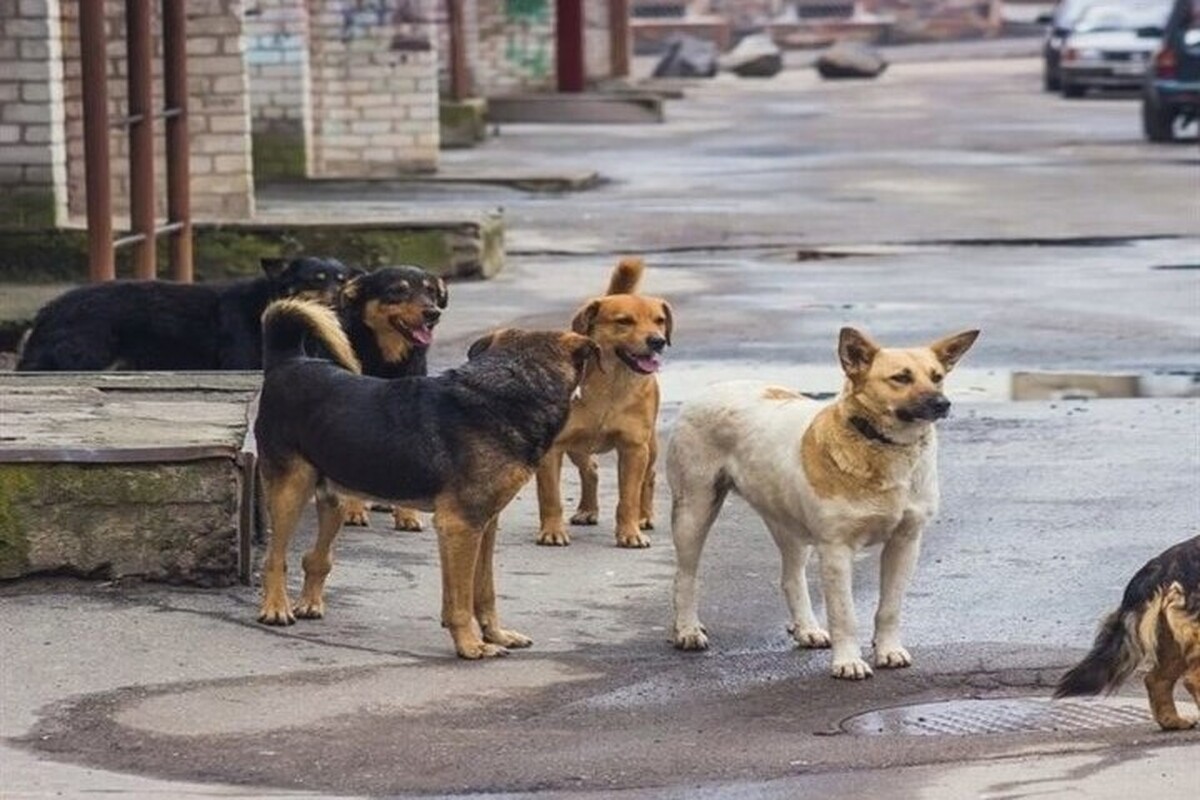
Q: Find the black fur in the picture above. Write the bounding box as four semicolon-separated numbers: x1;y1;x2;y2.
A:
1054;534;1200;697
339;265;447;379
16;257;352;372
256;306;591;513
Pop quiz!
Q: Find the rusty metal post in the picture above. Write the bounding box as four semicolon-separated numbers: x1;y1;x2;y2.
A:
609;0;630;79
556;0;586;93
79;0;114;282
162;0;193;283
126;0;156;279
447;0;471;101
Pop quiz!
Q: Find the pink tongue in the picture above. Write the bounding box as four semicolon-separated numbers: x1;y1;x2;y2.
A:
634;354;661;373
410;325;433;347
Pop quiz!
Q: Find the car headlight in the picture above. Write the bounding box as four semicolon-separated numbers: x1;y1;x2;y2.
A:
1063;47;1101;61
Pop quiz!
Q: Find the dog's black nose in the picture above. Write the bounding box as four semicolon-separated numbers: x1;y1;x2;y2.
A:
647;334;667;353
928;396;951;418
422;307;442;325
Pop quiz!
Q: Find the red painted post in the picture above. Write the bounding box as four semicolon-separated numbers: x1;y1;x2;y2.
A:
79;0;114;281
162;0;193;283
556;0;586;93
126;0;156;279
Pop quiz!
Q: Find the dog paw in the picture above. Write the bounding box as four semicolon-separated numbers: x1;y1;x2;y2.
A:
456;641;510;659
875;645;913;669
570;510;599;526
483;627;533;649
293;598;325;620
638;517;655;531
392;508;424;532
257;605;296;626
343;509;371;527
674;624;709;651
616;530;651;548
789;625;831;649
831;657;874;680
1156;715;1197;731
537;526;571;546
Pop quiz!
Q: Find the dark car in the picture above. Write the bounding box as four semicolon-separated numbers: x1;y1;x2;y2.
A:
1142;0;1200;140
1041;0;1101;90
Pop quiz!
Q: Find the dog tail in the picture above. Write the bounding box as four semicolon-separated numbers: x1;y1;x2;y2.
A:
1053;584;1179;699
261;298;361;375
606;257;645;295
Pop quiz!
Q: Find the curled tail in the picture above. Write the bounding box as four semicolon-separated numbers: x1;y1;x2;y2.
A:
261;298;360;374
606;257;645;295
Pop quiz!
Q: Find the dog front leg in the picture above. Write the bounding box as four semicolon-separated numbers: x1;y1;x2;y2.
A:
567;451;600;525
873;523;924;669
615;443;651;548
535;448;570;546
434;505;505;659
818;542;871;679
474;516;532;650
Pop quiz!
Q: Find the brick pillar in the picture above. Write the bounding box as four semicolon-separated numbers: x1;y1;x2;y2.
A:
475;0;556;94
306;0;439;177
59;0;254;224
245;0;311;180
0;0;68;229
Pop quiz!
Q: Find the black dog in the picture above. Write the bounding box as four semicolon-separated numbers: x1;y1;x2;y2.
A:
254;299;599;659
16;257;352;371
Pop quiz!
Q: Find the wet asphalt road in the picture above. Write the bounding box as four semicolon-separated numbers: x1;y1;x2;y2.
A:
3;51;1200;798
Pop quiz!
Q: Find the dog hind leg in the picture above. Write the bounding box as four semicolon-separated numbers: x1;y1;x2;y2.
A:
568;451;600;526
765;523;829;649
392;506;424;531
637;435;657;531
258;460;318;626
294;484;346;619
670;477;728;651
435;501;506;659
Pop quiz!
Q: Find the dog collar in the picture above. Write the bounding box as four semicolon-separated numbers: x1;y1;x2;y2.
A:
848;415;900;446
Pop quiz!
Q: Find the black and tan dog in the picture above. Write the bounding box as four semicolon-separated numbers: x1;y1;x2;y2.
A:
535;258;673;548
335;265;448;531
17;257;352;371
1055;534;1200;730
254;299;599;659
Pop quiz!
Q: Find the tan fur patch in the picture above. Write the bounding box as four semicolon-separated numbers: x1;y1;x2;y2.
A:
800;405;918;501
762;386;801;401
362;298;414;364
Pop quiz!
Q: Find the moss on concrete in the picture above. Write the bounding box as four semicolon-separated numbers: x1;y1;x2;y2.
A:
0;467;33;579
440;99;488;149
0;190;58;230
252;131;308;182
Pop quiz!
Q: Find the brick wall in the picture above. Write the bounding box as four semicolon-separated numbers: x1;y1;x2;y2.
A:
585;0;613;81
245;0;310;136
475;0;557;93
0;0;68;228
57;0;255;222
306;0;439;176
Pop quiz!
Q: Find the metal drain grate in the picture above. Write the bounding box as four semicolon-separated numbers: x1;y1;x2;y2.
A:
842;697;1151;736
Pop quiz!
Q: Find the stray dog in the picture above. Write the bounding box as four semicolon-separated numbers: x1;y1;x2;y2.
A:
17;257;351;371
336;265;448;532
668;327;979;679
1055;535;1200;730
535;258;672;548
254;299;599;659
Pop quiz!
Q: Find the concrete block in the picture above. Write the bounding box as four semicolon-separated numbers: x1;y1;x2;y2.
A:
486;92;665;125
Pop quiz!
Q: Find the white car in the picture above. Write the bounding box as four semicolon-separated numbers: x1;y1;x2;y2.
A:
1060;1;1174;96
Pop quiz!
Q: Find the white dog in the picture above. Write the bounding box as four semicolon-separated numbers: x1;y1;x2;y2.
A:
667;327;978;679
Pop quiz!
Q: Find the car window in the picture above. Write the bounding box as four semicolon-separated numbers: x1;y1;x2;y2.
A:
1056;0;1098;27
1073;2;1171;31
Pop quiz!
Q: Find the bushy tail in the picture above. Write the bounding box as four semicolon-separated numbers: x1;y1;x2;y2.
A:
606;257;645;295
261;298;360;374
1054;609;1143;697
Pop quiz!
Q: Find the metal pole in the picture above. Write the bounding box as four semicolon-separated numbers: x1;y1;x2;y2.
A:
609;0;630;79
162;0;193;283
556;0;586;93
447;0;471;101
126;0;156;279
79;0;114;281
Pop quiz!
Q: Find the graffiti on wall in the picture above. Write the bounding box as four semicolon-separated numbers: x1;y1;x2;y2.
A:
504;0;550;79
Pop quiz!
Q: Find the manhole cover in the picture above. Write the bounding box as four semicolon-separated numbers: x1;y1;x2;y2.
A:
842;697;1151;736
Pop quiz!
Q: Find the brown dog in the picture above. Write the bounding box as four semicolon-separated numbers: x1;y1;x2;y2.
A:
535;258;672;548
254;299;599;658
1055;534;1200;730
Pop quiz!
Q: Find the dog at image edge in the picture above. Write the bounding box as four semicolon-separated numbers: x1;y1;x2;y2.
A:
336;265;448;532
668;326;979;679
1055;535;1200;730
16;256;351;371
535;257;672;548
253;298;600;658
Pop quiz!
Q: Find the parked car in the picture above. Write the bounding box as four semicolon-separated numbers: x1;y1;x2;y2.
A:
1142;0;1200;140
1058;1;1174;97
1041;0;1102;91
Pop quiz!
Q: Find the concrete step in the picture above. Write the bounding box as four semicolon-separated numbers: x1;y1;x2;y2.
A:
486;92;666;125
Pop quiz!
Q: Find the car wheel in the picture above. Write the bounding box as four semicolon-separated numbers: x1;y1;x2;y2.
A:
1142;97;1176;142
1061;82;1086;99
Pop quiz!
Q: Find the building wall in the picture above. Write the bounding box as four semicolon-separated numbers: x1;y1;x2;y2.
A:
245;0;309;136
306;0;439;176
475;0;557;93
0;0;68;228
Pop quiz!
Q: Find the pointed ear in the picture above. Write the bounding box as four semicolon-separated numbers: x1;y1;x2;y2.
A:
571;300;601;336
929;329;979;371
838;327;880;379
434;277;449;309
260;257;286;279
661;301;674;346
467;332;496;360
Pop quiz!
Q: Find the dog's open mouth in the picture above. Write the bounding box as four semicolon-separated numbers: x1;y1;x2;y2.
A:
617;348;662;375
392;318;436;348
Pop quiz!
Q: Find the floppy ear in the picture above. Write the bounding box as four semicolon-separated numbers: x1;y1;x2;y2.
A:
565;333;603;374
260;257;286;279
571;300;601;336
467;332;496;360
929;329;979;371
434;277;449;309
838;327;880;379
661;301;674;346
338;274;362;307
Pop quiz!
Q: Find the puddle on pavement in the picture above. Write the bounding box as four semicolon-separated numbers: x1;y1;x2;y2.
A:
842;696;1152;736
659;362;1199;405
